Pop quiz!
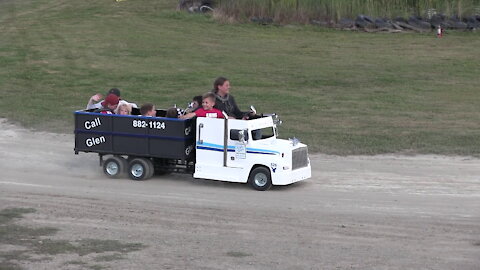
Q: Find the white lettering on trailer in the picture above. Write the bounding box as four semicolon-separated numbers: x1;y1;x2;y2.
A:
149;121;166;129
132;120;148;128
132;120;166;129
84;117;101;130
86;136;106;147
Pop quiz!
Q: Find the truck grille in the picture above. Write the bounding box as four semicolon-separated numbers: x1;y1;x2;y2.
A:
292;147;309;170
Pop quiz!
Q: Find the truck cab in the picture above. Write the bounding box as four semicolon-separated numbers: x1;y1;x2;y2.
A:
194;115;311;190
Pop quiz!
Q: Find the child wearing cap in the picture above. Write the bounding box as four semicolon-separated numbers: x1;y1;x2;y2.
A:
94;94;119;114
180;93;225;119
86;88;137;110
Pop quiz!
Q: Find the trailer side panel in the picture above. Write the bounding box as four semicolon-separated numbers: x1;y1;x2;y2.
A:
74;111;195;160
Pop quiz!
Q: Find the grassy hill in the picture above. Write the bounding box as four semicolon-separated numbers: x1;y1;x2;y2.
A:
1;0;479;155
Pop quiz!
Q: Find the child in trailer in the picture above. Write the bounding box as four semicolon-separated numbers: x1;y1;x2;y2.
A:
94;93;120;114
86;88;137;110
140;103;156;117
180;93;225;119
165;107;179;118
184;95;203;114
114;101;132;115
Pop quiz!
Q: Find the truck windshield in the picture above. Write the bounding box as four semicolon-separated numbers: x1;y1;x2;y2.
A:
251;127;275;140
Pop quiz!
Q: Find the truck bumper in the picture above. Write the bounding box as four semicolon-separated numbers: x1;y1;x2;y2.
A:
272;164;311;186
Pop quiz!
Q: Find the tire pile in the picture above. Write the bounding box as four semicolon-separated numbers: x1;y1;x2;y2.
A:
177;0;215;13
332;14;480;32
176;0;480;33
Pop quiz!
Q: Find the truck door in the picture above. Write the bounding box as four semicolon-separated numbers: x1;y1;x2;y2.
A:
194;118;250;183
195;117;226;167
227;128;249;168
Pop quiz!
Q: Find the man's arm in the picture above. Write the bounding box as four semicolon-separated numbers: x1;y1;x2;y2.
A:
229;96;247;119
86;93;103;110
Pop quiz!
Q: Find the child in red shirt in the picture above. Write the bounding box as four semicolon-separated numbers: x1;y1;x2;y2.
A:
181;93;225;119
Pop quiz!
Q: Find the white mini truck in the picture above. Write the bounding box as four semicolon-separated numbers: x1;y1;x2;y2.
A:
74;109;311;191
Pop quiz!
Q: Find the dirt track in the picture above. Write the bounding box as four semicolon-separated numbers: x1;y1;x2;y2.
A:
1;118;479;269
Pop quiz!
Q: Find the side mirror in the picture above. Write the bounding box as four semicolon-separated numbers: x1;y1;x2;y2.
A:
230;129;249;142
238;130;246;143
250;105;257;115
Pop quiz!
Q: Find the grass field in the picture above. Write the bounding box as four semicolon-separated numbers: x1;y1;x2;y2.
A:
1;0;479;155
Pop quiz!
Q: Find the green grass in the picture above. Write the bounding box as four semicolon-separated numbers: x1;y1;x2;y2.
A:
1;0;479;155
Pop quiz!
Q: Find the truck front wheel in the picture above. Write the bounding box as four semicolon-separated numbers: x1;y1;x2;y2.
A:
248;167;272;191
103;156;126;178
128;158;153;181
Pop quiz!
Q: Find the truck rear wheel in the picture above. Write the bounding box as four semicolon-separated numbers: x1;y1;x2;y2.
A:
128;158;153;181
248;167;272;191
103;156;126;178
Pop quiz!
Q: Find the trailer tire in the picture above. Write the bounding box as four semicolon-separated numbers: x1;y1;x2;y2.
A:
146;158;155;179
248;166;272;191
128;158;153;181
103;156;126;178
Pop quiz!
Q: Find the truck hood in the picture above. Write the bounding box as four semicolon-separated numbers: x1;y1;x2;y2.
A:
249;138;307;155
